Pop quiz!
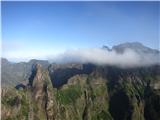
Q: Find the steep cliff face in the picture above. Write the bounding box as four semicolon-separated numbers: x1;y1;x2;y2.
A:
28;64;58;120
54;74;113;120
1;64;160;120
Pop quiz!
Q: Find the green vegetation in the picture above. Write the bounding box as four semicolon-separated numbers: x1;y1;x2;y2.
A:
2;89;29;120
97;111;111;120
20;93;29;119
2;63;160;120
56;85;82;105
92;110;113;120
2;95;17;106
123;82;137;96
93;85;107;97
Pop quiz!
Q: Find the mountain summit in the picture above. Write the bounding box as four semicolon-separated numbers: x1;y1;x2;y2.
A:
112;42;159;54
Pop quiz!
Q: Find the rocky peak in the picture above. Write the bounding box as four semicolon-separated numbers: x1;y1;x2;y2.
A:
35;63;42;69
112;42;159;54
28;64;43;86
28;64;56;120
32;64;42;82
30;64;51;96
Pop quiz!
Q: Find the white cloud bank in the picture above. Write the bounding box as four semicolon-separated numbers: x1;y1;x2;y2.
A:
49;48;160;68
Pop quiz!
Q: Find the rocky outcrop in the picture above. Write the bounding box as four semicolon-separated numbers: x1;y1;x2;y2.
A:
28;64;58;120
1;64;160;120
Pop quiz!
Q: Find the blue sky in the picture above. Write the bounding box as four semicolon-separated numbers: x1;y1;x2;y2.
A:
2;1;159;61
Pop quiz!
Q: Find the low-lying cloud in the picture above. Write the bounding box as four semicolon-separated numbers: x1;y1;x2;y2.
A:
50;48;160;68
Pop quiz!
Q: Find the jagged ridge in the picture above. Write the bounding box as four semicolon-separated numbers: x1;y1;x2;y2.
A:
2;63;160;120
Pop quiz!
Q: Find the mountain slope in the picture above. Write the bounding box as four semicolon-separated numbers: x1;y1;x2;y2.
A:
112;42;159;54
1;58;49;87
2;63;160;120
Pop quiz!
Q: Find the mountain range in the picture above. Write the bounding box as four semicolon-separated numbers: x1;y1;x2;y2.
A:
1;42;160;120
2;42;159;87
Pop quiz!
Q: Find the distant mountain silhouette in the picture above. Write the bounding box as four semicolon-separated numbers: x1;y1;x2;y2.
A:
1;42;159;87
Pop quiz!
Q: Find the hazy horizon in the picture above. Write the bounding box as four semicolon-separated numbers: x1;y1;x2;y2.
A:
2;1;159;62
2;41;160;63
